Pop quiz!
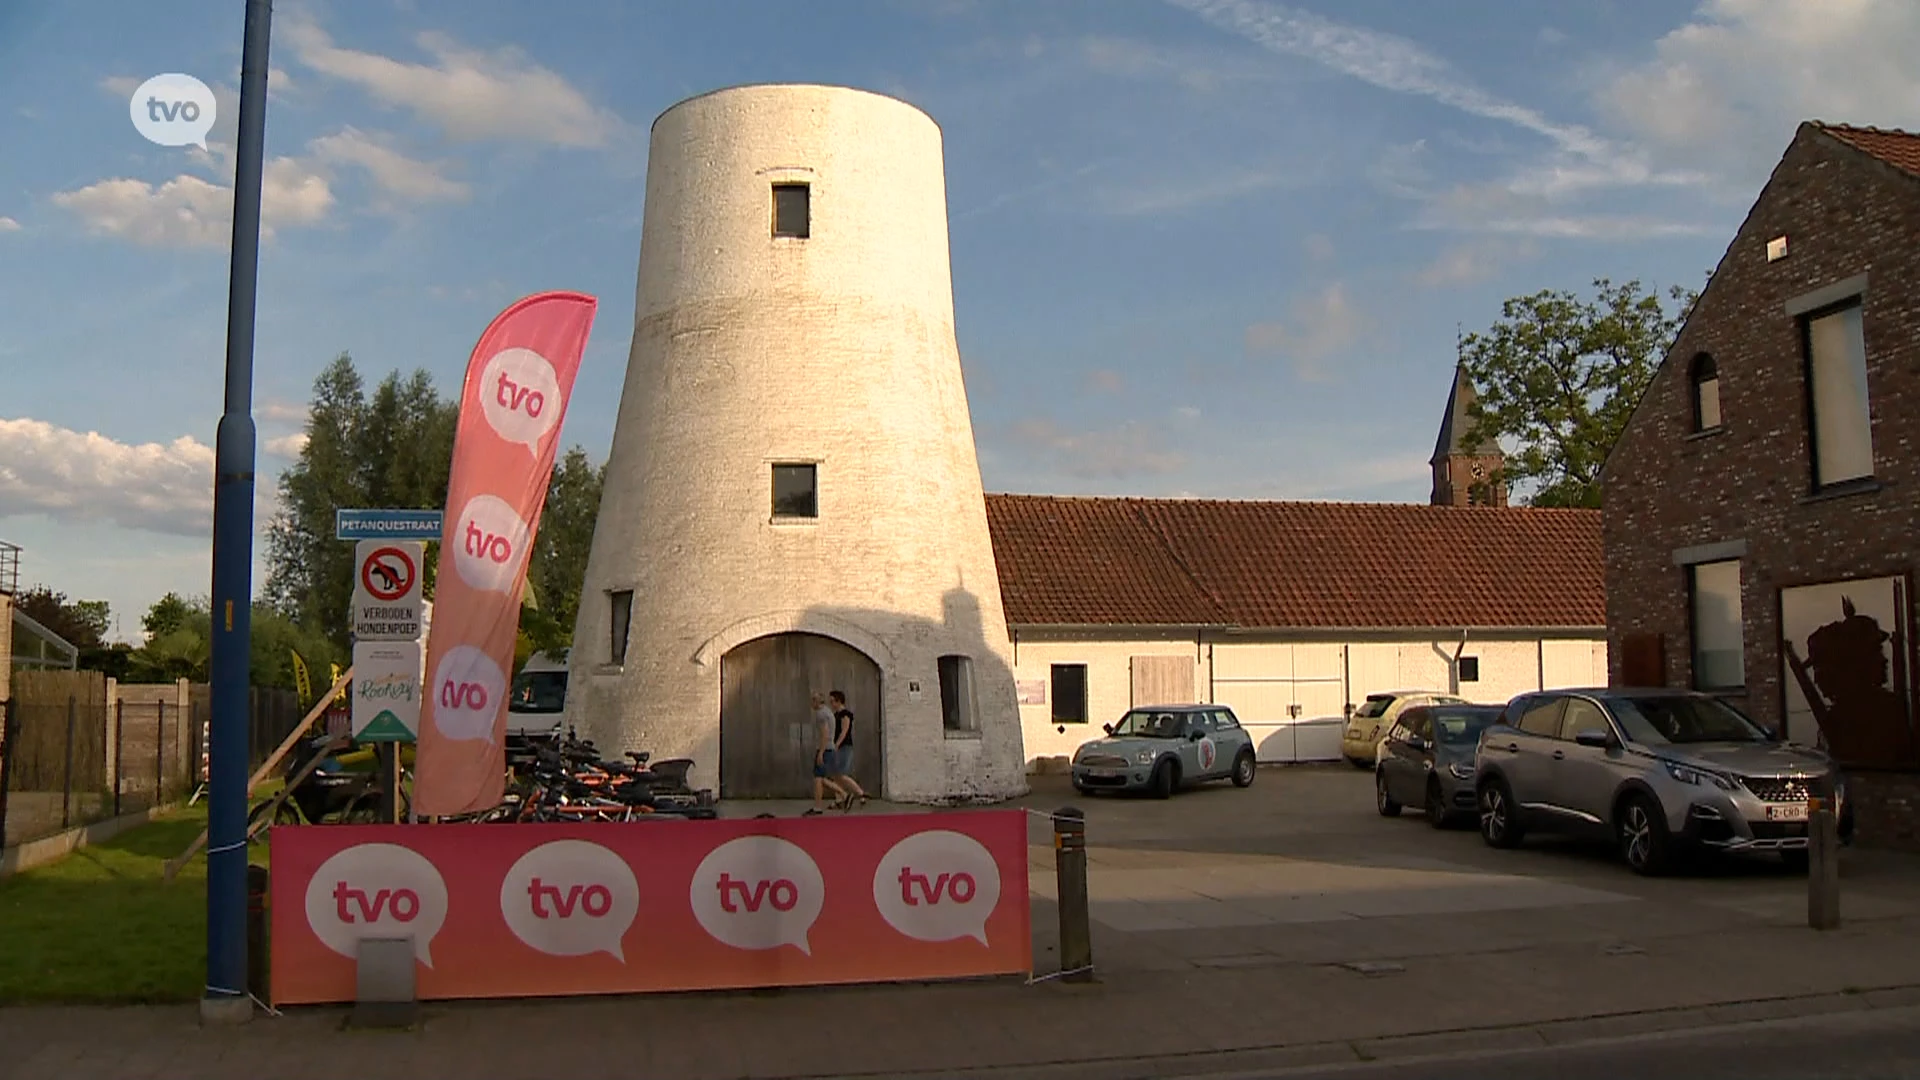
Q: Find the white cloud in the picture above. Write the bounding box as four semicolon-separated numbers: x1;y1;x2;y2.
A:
283;19;624;148
51;155;335;248
264;432;309;459
309;127;470;202
1077;35;1286;91
1244;282;1361;382
0;417;214;536
1597;0;1920;186
0;216;19;232
1094;166;1296;215
1003;417;1187;479
1414;238;1541;287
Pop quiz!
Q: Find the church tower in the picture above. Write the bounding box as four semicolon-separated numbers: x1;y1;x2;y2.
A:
1430;362;1507;507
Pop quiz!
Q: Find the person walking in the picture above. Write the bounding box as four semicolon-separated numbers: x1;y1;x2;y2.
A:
827;690;869;810
805;691;849;816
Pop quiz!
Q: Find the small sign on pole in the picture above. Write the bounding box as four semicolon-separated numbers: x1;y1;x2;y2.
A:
336;508;444;541
351;640;422;743
352;540;424;640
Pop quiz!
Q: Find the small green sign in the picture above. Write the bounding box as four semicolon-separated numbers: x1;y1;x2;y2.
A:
357;709;417;743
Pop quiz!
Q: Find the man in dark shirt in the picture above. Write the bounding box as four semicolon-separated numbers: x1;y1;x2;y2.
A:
828;690;869;809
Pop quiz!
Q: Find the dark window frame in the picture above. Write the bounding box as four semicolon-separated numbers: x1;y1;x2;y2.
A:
772;182;810;239
1457;655;1481;683
608;589;633;665
1049;662;1088;724
771;462;818;519
1799;297;1874;492
938;654;978;734
1689;352;1722;432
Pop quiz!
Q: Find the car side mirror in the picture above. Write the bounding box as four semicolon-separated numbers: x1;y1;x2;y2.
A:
1189;729;1206;741
1408;735;1429;752
1574;729;1612;749
1102;723;1113;735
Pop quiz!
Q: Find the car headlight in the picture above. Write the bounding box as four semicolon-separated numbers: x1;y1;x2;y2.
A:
1448;762;1474;780
1663;760;1735;791
1135;750;1154;766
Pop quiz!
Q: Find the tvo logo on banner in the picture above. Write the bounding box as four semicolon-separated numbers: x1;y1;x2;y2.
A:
873;830;1002;946
303;843;449;966
480;347;563;458
453;494;532;595
431;644;506;743
691;836;825;955
501;840;640;960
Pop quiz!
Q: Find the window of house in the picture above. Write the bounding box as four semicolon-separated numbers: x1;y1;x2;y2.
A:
938;654;978;733
1804;302;1874;487
772;183;810;238
609;589;633;665
1050;663;1088;724
1690;352;1722;431
1458;656;1480;682
771;463;817;518
1688;559;1744;691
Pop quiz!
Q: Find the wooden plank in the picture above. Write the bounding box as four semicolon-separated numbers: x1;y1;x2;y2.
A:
1130;654;1194;706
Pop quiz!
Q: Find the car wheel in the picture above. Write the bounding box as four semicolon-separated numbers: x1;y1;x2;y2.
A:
1231;749;1256;788
1617;794;1674;876
1426;777;1450;829
1375;770;1401;816
1150;759;1177;799
1478;778;1524;848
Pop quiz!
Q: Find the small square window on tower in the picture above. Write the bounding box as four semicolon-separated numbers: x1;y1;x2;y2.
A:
771;462;817;518
772;182;810;238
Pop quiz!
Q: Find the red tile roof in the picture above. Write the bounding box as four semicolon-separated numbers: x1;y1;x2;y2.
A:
1814;123;1920;180
984;494;1604;630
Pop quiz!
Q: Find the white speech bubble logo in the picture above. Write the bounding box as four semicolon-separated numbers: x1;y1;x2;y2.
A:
690;835;825;955
873;830;1001;946
499;840;640;961
431;644;505;743
129;74;217;149
303;842;448;967
480;347;564;456
452;493;531;595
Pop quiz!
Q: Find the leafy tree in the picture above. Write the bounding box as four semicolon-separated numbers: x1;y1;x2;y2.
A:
121;594;344;698
1459;277;1699;508
141;592;197;640
14;586;110;650
263;351;605;662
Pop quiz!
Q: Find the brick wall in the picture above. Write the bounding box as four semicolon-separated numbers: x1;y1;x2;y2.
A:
1850;771;1920;853
1603;123;1920;842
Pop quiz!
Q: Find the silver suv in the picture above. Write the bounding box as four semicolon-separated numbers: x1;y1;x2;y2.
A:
1473;688;1847;875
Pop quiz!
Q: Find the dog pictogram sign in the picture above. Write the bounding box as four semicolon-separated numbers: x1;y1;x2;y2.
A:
351;539;424;641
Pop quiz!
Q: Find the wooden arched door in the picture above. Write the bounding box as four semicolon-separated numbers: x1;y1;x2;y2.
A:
719;632;883;798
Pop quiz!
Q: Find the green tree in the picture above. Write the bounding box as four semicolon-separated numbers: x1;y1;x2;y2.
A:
14;586;110;651
141;592;196;640
1459;277;1699;508
522;447;606;657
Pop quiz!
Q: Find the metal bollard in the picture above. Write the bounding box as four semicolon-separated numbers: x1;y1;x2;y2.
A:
1808;793;1841;930
246;864;270;1004
1052;805;1093;982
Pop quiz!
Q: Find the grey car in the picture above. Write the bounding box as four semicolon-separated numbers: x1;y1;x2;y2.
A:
1474;688;1849;875
1071;704;1258;798
1375;703;1504;827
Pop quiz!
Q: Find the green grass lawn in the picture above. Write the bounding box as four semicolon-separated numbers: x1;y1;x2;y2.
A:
0;803;270;1004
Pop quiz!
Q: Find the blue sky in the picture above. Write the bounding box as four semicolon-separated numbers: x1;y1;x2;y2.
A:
1;0;1916;642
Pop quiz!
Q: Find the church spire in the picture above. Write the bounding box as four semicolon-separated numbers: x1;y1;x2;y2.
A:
1429;356;1507;506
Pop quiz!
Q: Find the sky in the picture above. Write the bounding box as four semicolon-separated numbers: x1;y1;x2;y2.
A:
1;0;1917;644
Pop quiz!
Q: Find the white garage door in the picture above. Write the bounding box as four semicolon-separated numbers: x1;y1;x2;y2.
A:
1212;644;1347;763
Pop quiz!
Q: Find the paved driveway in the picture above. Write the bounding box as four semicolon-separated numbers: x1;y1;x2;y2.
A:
1013;764;1920;975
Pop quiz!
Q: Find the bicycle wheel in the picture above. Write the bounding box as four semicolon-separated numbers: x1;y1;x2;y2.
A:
247;797;300;847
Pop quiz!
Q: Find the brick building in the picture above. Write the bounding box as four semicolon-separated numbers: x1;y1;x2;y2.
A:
1602;122;1920;850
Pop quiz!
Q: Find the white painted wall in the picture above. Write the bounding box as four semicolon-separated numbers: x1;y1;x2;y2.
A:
570;84;1025;803
1012;632;1609;769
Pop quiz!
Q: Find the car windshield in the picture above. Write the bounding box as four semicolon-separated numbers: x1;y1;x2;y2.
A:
508;670;567;714
1109;710;1186;738
1609;695;1768;745
1432;708;1499;745
1355;695;1395;719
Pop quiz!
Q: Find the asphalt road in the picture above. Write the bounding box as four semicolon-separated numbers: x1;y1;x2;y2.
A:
1186;1003;1920;1080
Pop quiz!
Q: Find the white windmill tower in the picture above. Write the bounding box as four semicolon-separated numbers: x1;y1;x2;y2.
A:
568;84;1028;804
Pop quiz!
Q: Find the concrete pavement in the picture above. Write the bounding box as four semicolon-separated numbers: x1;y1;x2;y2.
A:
7;765;1920;1080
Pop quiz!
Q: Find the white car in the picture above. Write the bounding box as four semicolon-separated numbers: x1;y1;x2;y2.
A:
506;650;569;740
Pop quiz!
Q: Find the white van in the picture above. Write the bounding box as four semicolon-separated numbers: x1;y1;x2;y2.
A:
506;650;569;740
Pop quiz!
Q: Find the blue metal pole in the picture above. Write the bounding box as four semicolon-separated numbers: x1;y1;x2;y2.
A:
204;0;273;1025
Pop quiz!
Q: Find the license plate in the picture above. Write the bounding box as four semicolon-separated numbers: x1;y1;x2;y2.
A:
1088;769;1120;779
1766;803;1810;822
